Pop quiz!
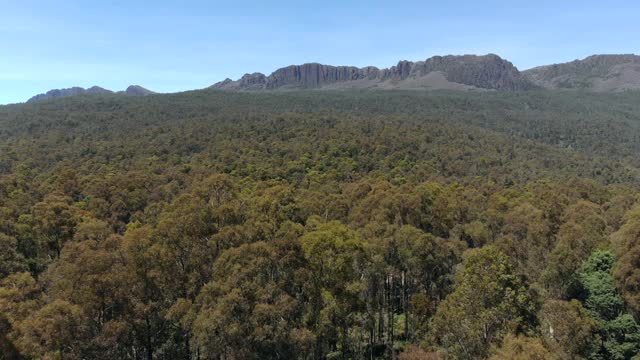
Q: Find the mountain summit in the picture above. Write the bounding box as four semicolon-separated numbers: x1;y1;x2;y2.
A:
125;85;155;96
212;54;536;91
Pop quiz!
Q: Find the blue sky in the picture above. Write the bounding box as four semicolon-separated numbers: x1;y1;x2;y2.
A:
1;0;638;104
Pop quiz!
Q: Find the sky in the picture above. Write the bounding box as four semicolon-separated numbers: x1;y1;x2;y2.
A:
1;0;639;104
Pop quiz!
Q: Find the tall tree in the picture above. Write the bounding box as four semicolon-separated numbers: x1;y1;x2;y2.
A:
300;218;368;358
539;299;599;359
577;250;640;359
612;206;640;315
489;335;558;360
429;246;534;359
191;239;313;359
0;233;27;279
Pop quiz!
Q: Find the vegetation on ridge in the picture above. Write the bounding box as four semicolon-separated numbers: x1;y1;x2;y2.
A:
2;89;640;359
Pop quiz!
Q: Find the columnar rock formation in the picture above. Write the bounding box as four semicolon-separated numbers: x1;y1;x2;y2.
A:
212;54;536;91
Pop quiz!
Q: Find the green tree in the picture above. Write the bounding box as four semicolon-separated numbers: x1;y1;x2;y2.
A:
577;250;623;320
382;225;464;341
120;224;168;360
192;240;314;359
489;334;558;360
612;206;640;315
429;246;534;359
300;218;368;358
32;193;78;259
577;250;640;359
496;202;551;280
543;201;607;298
42;225;136;359
540;299;599;359
15;299;86;360
0;233;28;279
0;272;41;359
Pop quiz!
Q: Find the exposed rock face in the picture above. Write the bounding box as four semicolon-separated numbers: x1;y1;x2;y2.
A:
413;55;534;90
28;86;112;102
268;64;365;89
524;54;640;91
212;54;535;91
234;73;268;90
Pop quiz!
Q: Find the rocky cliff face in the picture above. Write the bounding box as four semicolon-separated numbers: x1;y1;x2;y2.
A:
267;64;370;89
212;54;535;91
412;54;533;90
524;54;640;91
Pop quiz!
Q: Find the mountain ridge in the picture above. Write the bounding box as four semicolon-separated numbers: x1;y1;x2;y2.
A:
212;54;536;91
24;53;640;103
523;54;640;91
27;85;155;103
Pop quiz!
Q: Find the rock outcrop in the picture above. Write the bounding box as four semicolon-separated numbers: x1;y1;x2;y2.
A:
212;54;535;91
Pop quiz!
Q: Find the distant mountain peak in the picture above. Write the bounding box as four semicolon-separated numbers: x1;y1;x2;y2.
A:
27;86;112;102
125;85;155;96
25;53;640;103
212;54;536;92
27;85;155;103
524;54;640;91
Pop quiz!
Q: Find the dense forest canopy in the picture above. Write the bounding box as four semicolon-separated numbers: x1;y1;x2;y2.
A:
2;89;640;359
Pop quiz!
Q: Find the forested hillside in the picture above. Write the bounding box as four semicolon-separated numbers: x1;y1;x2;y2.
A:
3;89;640;359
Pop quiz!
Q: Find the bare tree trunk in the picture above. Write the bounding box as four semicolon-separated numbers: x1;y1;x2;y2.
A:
402;271;408;341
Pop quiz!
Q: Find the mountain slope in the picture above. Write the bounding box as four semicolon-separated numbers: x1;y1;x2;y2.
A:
27;86;113;102
3;88;640;359
6;88;640;179
124;85;155;96
524;54;640;91
27;85;155;102
212;54;536;91
23;53;640;103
